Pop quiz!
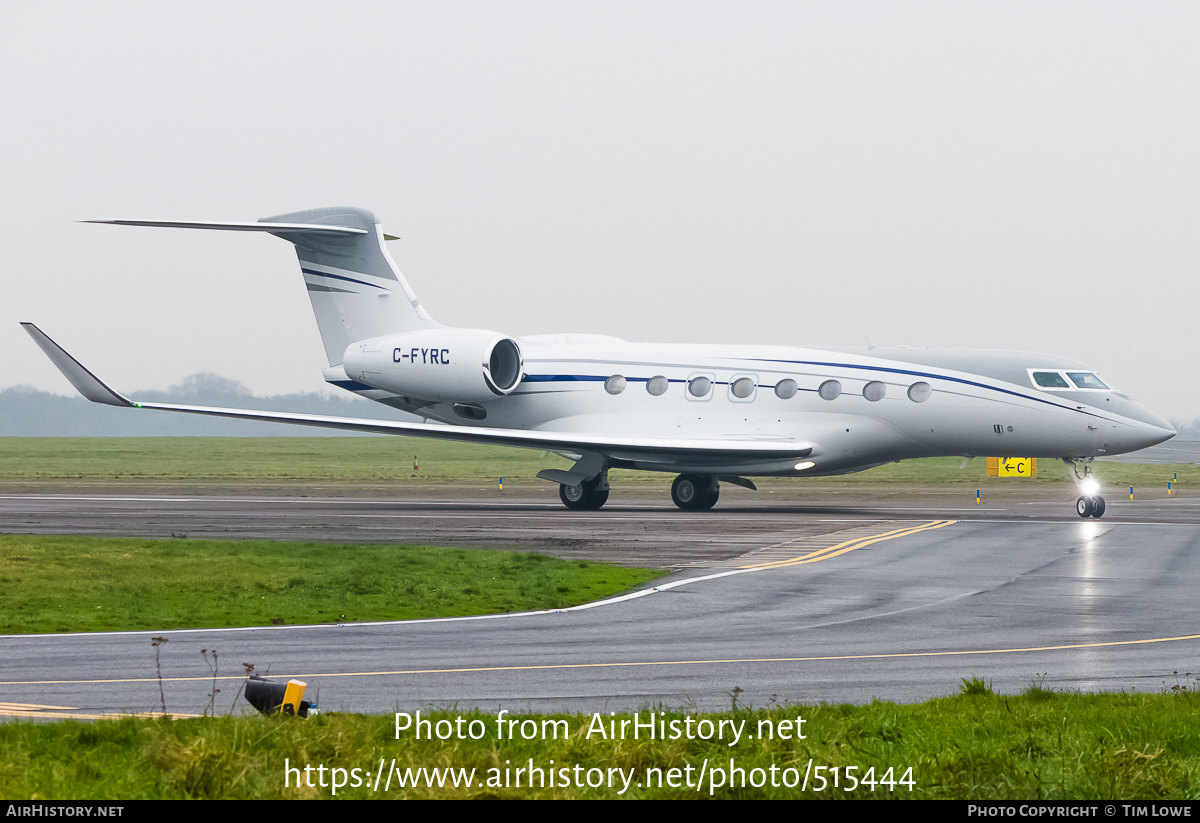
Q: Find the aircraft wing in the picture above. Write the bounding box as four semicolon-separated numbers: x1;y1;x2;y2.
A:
20;324;813;461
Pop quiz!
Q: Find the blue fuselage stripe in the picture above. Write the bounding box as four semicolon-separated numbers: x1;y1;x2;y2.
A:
522;375;607;383
743;358;1079;412
520;360;1108;420
301;268;386;291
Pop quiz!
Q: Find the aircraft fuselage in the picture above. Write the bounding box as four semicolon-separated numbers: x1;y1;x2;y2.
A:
339;334;1174;478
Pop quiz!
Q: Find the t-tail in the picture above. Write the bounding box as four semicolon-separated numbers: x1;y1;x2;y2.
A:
86;206;438;367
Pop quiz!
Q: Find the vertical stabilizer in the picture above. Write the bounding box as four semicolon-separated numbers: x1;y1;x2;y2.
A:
259;206;438;365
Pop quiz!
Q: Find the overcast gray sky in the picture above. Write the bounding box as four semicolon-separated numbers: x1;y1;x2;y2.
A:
4;2;1198;418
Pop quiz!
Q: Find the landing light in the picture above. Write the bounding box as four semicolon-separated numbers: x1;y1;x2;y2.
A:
1081;477;1100;496
794;461;815;471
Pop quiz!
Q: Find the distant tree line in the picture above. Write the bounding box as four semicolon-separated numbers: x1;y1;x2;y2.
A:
0;374;415;436
1169;419;1200;442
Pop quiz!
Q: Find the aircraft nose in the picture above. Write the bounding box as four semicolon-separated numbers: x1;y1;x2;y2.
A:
1127;405;1176;450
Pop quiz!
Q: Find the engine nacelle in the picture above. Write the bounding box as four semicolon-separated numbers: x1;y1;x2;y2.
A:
342;329;524;402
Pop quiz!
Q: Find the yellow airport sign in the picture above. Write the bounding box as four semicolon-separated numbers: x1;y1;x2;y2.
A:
986;457;1037;478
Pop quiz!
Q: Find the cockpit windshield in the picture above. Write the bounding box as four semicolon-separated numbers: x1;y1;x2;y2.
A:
1032;371;1070;389
1067;372;1109;390
1029;369;1111;392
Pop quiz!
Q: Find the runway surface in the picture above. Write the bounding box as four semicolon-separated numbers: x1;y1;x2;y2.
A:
2;484;1199;717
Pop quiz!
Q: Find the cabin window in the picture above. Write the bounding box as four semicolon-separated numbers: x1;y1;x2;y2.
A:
818;379;842;400
604;375;626;395
863;381;886;402
646;375;669;396
730;376;756;399
688;376;712;398
907;382;931;402
774;379;798;399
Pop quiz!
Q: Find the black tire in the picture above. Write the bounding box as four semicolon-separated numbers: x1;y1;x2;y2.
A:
559;479;608;510
1076;496;1093;518
1091;496;1106;518
672;474;718;510
560;482;586;509
671;474;701;509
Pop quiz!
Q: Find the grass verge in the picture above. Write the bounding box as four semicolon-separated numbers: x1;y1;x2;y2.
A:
0;436;1194;489
0;534;664;634
5;689;1200;798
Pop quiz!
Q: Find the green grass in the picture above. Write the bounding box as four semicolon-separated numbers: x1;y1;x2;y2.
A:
2;437;1197;800
0;437;1193;489
0;534;663;633
0;436;570;483
6;691;1200;798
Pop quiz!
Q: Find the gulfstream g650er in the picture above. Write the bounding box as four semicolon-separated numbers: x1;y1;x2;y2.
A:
23;206;1175;517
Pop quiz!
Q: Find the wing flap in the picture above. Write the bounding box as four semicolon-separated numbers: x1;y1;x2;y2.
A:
131;401;813;457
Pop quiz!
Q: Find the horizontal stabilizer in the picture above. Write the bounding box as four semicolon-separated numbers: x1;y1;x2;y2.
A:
82;219;366;236
85;208;432;367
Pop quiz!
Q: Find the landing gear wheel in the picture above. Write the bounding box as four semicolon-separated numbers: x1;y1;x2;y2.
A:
559;479;609;510
671;474;719;511
1066;458;1105;519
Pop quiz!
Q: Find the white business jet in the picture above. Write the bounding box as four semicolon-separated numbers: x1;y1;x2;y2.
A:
22;207;1175;518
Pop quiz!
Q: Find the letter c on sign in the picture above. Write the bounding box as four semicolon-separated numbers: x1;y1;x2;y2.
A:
393;348;402;362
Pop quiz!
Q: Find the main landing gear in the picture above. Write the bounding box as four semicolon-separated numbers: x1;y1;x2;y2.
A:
553;470;726;511
1066;457;1105;519
671;474;720;511
559;475;609;510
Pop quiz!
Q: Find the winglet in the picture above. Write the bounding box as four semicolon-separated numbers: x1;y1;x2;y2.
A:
19;323;134;407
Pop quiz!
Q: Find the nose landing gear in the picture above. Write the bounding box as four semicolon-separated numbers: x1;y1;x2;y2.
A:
1066;457;1105;519
1075;494;1106;519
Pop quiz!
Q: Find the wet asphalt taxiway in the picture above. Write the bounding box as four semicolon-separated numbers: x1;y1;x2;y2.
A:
1;483;1199;717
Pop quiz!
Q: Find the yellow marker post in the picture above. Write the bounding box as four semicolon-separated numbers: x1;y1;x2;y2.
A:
976;489;980;504
499;477;503;490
